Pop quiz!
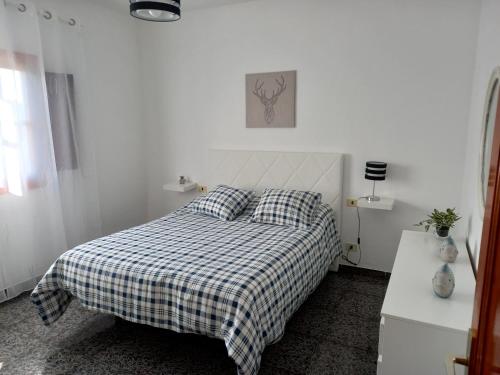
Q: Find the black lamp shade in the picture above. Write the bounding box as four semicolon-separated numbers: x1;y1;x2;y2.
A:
130;0;181;22
365;161;387;181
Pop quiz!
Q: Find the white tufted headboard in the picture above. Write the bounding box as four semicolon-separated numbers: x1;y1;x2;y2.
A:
204;149;344;231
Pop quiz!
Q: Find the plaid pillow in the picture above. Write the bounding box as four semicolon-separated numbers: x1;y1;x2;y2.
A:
250;188;322;229
190;185;254;221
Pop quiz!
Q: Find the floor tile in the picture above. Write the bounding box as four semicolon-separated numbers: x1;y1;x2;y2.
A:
337;292;384;322
327;314;380;353
0;293;37;326
287;304;337;339
307;341;377;375
261;331;320;374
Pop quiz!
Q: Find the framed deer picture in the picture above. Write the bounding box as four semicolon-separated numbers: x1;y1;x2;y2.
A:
246;70;296;128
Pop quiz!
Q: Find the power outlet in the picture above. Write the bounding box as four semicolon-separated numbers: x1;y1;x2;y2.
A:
198;185;208;193
346;198;358;207
344;243;358;254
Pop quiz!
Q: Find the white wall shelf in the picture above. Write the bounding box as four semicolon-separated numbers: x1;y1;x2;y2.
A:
357;197;394;211
163;182;197;193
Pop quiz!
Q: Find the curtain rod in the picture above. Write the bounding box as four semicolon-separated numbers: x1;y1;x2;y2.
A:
3;0;81;27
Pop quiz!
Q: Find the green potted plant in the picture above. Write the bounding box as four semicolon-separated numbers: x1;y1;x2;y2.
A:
415;208;461;238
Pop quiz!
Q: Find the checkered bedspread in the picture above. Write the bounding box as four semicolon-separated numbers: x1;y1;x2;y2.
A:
31;199;342;375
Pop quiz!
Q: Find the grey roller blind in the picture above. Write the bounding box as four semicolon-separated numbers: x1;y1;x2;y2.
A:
45;72;78;171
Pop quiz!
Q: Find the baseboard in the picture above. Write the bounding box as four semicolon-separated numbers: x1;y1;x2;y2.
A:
337;263;391;278
0;275;41;304
339;259;391;273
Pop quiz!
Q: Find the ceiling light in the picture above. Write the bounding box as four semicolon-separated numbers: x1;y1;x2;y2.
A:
130;1;180;22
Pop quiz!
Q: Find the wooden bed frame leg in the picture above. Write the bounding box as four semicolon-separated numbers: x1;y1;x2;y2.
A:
329;255;340;272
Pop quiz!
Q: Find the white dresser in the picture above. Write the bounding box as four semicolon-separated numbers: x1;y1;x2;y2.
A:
377;231;475;375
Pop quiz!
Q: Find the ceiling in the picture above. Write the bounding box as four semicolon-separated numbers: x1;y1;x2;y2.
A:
107;0;257;11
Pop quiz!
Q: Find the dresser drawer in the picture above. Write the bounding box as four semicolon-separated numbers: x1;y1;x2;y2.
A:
378;316;468;375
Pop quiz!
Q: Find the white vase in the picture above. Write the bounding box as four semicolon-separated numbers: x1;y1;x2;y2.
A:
432;264;455;298
439;237;458;263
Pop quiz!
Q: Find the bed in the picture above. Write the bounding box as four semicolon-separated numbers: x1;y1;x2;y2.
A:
32;150;344;375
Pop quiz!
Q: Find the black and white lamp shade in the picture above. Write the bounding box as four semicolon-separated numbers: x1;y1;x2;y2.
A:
365;161;387;181
365;161;387;201
130;0;181;22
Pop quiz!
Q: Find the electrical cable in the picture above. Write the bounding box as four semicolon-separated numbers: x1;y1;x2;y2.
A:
342;197;365;266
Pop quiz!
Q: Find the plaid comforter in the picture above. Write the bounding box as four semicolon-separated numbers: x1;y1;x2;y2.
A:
31;198;341;375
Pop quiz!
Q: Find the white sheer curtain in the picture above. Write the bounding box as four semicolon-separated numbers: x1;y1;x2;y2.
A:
0;1;102;302
40;6;102;249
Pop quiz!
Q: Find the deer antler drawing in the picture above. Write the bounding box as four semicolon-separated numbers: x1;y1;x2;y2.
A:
253;75;287;125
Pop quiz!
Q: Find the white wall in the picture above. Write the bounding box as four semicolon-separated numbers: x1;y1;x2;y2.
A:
138;0;480;272
36;0;148;235
460;0;500;268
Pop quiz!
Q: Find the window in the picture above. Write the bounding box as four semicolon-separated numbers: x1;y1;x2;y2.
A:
0;51;78;197
0;67;26;196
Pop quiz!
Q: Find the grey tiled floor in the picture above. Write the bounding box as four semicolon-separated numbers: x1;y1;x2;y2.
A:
0;266;389;375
